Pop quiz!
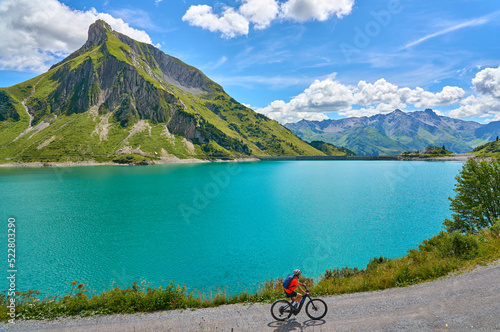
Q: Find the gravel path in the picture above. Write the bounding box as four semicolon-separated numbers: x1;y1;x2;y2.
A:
3;261;499;332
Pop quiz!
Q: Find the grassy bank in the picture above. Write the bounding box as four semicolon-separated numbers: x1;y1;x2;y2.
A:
2;222;499;322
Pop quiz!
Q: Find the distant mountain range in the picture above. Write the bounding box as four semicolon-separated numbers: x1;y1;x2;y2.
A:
285;109;500;155
0;20;326;163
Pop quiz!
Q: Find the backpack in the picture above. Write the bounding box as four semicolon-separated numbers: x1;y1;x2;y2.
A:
283;275;293;289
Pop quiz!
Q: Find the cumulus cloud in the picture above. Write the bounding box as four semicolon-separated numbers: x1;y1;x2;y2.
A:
0;0;154;72
182;0;354;37
280;0;354;22
449;95;500;121
182;5;249;38
354;79;403;109
472;65;500;97
449;66;500;121
399;85;465;108
240;0;279;30
257;77;466;123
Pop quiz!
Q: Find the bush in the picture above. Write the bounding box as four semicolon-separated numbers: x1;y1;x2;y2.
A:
490;218;500;237
366;256;391;271
450;233;478;259
112;154;148;165
419;231;478;259
322;266;362;280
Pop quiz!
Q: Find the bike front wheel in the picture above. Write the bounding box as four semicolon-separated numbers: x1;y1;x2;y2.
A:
305;299;327;320
270;300;293;321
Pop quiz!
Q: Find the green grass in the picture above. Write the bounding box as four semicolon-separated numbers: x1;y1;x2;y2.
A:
2;223;499;322
400;146;454;158
471;140;500;158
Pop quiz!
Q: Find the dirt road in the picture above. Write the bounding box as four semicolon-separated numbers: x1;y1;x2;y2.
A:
3;261;500;332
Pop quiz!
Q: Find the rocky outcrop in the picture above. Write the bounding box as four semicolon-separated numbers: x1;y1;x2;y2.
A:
0;91;19;121
114;29;214;94
50;20;111;70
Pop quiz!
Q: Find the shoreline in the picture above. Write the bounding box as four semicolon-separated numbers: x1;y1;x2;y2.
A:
0;157;260;168
0;154;475;168
257;154;474;162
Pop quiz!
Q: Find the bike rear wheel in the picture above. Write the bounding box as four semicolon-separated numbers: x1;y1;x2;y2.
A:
270;300;293;321
305;299;327;320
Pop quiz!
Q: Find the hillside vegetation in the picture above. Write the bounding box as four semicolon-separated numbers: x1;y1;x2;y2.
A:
308;140;356;156
400;145;454;158
471;138;500;157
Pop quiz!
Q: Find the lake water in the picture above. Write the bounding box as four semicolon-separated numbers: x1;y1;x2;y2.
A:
0;160;463;296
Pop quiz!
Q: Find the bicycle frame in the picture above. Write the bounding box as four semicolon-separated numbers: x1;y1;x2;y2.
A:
292;292;310;313
285;287;312;314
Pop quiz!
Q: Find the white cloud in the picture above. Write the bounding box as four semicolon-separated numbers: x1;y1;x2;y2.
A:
0;0;154;72
399;85;464;108
280;0;354;22
240;0;279;30
449;95;500;121
403;13;495;49
202;56;228;70
182;0;354;37
354;79;403;109
182;5;249;38
449;66;500;121
472;65;500;97
257;77;466;123
259;99;330;124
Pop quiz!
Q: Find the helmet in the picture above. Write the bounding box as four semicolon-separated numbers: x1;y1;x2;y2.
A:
293;269;301;276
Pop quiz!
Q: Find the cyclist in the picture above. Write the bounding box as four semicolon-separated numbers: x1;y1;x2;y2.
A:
284;269;307;308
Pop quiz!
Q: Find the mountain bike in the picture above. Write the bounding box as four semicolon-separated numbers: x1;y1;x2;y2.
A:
270;286;327;321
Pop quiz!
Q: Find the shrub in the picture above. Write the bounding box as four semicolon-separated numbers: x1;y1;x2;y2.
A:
419;231;478;259
366;256;391;271
489;218;500;237
322;266;362;280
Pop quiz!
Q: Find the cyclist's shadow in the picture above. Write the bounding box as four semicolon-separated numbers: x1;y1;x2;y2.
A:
268;318;326;331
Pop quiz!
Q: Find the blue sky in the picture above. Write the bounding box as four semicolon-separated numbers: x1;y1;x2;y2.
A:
0;0;499;123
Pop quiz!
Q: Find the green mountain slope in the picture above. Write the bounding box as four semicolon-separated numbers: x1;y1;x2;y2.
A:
308;140;356;156
0;20;322;163
472;139;500;157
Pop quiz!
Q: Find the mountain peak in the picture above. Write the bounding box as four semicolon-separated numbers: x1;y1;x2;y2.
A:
49;20;113;69
86;20;112;47
422;108;441;119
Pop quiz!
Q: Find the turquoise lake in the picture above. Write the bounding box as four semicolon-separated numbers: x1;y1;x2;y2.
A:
0;160;463;296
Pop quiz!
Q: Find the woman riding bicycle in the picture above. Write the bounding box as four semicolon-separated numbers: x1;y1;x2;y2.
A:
284;269;307;307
